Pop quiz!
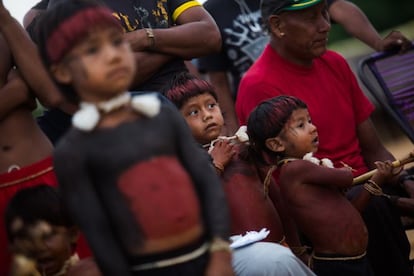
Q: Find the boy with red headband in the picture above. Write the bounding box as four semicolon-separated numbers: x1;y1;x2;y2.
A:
35;0;233;275
164;73;316;276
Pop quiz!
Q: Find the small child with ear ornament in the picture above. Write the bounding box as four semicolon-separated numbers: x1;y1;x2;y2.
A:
247;95;399;276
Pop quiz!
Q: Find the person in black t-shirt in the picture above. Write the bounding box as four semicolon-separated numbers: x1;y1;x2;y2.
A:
24;0;222;144
197;0;411;136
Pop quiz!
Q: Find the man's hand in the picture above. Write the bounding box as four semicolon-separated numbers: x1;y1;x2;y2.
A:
380;30;412;53
370;160;394;186
125;29;150;52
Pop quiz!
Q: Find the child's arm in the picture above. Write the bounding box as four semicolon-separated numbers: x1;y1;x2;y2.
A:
284;159;354;189
209;140;235;174
0;3;64;108
351;160;394;212
54;139;131;275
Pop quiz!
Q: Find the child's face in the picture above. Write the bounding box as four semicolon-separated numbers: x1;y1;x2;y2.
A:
10;219;77;276
180;93;224;144
276;108;319;158
52;26;135;103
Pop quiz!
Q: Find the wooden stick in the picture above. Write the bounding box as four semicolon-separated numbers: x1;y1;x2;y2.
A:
353;151;414;185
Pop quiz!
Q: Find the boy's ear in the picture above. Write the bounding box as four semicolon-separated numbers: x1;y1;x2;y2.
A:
265;136;285;153
50;63;72;84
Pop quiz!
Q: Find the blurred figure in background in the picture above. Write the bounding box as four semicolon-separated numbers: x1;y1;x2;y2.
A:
197;0;411;136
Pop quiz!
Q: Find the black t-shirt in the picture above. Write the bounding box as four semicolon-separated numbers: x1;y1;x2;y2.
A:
198;0;267;95
198;0;337;95
31;0;198;92
30;0;198;144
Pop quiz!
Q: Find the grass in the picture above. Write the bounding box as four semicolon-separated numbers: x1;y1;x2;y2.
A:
329;20;414;59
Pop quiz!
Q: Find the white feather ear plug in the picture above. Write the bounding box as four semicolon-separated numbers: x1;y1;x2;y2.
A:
72;92;161;131
234;125;249;143
72;103;100;132
303;152;334;168
205;125;250;153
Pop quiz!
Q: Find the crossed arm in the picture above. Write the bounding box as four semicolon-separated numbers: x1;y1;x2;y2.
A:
25;2;221;90
126;5;221;87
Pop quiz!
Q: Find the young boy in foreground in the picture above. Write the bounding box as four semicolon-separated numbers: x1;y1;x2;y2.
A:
35;0;233;275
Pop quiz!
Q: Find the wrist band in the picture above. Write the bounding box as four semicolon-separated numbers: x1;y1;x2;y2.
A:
209;237;231;253
363;179;383;196
145;28;155;49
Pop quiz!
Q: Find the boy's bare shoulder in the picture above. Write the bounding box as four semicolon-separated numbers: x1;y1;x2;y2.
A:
281;159;318;174
280;159;330;182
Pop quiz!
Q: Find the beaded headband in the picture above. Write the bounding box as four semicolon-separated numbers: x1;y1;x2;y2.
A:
46;6;121;63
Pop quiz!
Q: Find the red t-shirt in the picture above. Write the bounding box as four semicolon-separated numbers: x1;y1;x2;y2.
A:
236;45;374;176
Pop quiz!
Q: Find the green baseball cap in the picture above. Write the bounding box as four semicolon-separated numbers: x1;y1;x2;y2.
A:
261;0;323;22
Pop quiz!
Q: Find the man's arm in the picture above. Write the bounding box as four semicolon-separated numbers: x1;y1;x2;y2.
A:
356;118;396;169
328;0;411;52
208;71;239;136
0;19;36;120
130;51;175;89
0;70;32;120
0;4;63;108
125;6;221;59
127;4;221;88
0;32;11;86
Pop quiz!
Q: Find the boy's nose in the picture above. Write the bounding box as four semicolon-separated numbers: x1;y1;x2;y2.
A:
203;112;213;121
105;45;121;60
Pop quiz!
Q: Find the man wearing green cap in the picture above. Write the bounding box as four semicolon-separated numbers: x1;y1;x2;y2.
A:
236;0;413;276
197;0;410;138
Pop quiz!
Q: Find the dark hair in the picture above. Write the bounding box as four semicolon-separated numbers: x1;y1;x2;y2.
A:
35;0;121;104
247;95;307;164
261;0;290;31
163;72;218;109
4;185;74;242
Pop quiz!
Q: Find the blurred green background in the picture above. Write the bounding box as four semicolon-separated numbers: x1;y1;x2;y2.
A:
327;0;414;146
330;0;413;42
329;0;414;57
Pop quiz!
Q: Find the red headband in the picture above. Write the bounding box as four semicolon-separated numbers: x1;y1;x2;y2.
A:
46;7;121;63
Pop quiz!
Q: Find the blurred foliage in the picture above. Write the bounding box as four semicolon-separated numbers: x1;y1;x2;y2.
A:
328;0;414;43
